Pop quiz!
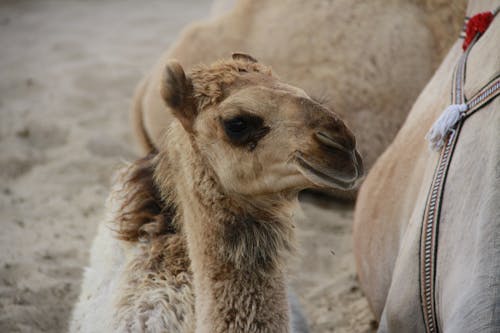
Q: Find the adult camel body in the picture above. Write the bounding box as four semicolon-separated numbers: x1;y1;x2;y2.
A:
132;0;465;199
71;55;363;332
353;1;499;332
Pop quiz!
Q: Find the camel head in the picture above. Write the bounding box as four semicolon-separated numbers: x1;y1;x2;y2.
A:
161;53;363;197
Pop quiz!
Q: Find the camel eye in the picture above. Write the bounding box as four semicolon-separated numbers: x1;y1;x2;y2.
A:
225;117;248;134
222;113;268;148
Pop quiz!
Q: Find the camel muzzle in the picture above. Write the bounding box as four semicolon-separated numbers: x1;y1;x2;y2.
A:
314;131;364;179
294;129;364;191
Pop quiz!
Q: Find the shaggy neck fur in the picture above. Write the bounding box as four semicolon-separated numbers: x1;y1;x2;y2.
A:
154;124;295;333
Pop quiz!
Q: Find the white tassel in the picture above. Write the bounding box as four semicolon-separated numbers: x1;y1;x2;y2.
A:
426;103;468;151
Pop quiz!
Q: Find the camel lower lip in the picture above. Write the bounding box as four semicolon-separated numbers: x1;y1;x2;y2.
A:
295;155;355;190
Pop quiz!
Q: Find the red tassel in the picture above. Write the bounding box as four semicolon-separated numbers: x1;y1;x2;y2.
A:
462;11;494;51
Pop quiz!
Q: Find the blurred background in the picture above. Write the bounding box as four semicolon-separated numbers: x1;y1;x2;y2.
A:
0;0;464;332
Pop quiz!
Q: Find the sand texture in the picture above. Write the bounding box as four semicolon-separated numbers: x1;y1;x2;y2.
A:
0;1;374;332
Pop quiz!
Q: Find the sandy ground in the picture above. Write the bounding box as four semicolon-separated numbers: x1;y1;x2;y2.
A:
0;1;375;332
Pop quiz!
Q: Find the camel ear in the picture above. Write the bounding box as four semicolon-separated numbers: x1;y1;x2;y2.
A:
232;52;258;63
161;60;197;132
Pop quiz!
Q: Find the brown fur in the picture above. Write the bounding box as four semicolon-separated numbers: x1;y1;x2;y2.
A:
189;58;273;111
157;138;294;332
114;148;293;276
73;55;363;332
131;0;467;201
149;55;362;332
116;152;177;243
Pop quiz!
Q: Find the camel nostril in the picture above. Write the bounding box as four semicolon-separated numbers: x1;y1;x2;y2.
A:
314;132;353;153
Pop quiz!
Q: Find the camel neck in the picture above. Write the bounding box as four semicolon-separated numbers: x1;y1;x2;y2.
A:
161;132;293;333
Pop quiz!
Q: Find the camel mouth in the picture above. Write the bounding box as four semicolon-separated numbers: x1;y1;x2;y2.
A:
294;153;359;190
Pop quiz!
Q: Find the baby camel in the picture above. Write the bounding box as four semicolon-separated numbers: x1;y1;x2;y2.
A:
71;54;363;332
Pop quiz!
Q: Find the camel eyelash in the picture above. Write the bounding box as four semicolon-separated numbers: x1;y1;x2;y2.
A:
221;113;270;149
